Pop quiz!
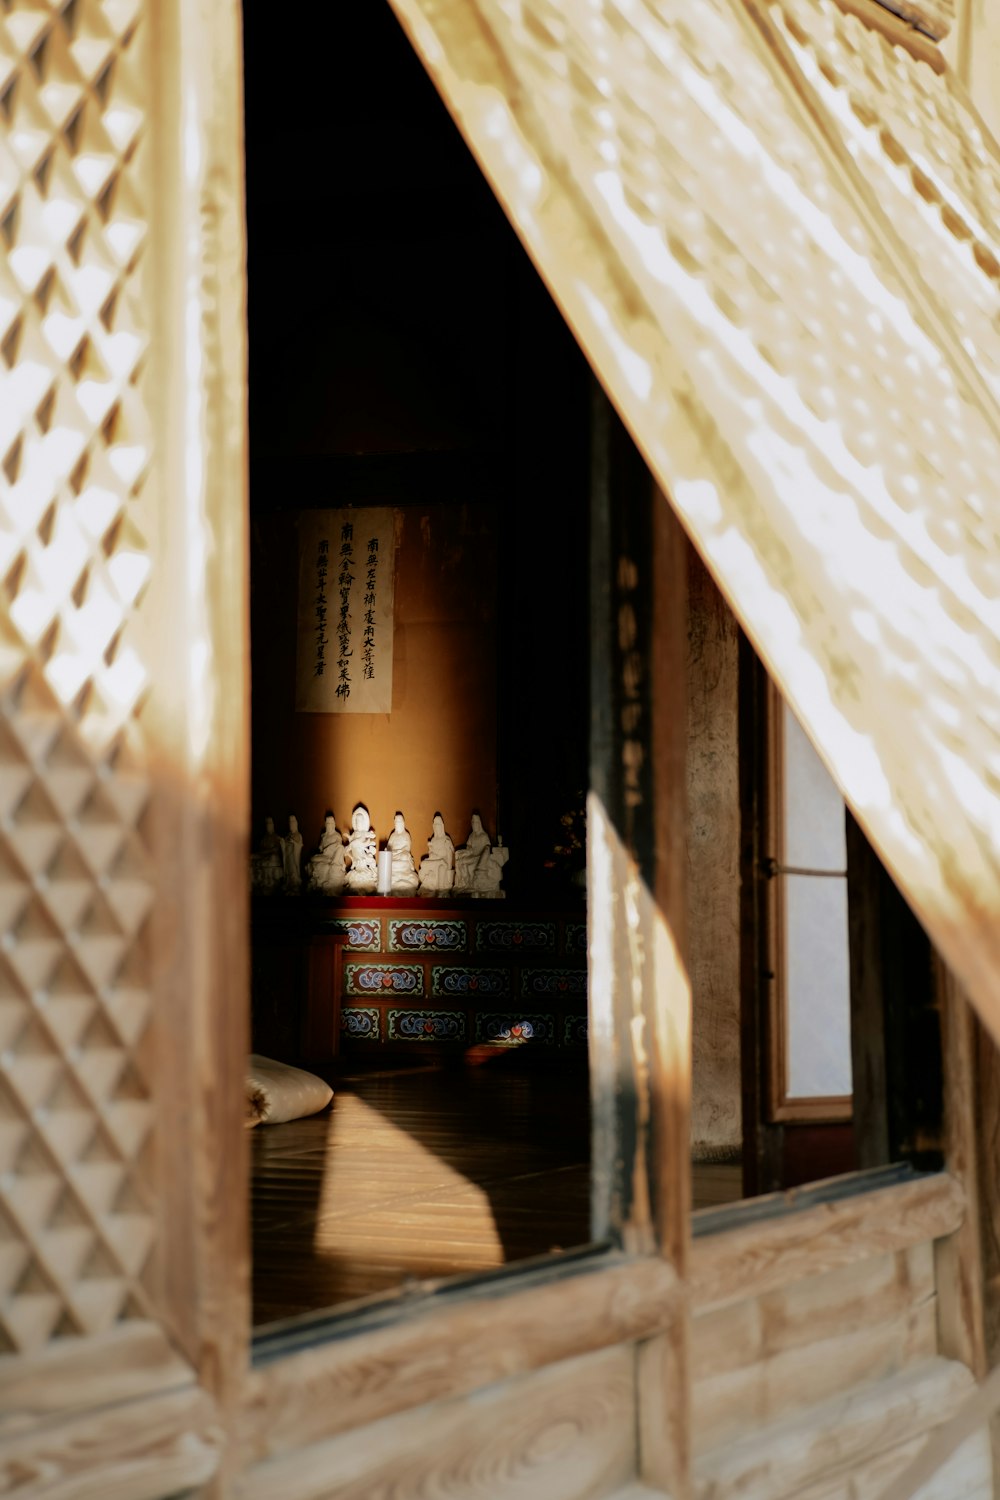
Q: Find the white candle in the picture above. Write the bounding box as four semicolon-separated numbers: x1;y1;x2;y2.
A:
377;849;393;896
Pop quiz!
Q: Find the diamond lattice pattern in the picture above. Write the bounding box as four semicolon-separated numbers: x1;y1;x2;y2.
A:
390;0;1000;1035
772;0;1000;405
0;0;153;1355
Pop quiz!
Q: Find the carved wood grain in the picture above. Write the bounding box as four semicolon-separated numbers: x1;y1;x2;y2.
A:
692;1243;937;1453
0;1322;194;1438
690;1173;965;1313
143;0;251;1443
238;1346;637;1500
242;1255;678;1465
935;963;988;1379
0;1383;221;1499
694;1356;977;1500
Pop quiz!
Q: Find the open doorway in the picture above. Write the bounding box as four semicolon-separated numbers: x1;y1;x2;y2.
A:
243;1;595;1328
241;0;948;1334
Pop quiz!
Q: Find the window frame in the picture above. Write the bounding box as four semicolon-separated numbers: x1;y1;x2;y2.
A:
763;678;853;1125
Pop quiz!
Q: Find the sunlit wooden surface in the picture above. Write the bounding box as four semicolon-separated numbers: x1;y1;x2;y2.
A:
251;1064;590;1325
388;0;1000;1055
250;1063;743;1326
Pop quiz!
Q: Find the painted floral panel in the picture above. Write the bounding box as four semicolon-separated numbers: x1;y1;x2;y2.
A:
431;967;509;998
564;922;587;955
520;968;588;999
321;918;381;950
341;1007;380;1040
388;1010;466;1042
389;919;467;952
346;963;423;996
563;1016;589;1047
475;921;556;953
475;1014;556;1045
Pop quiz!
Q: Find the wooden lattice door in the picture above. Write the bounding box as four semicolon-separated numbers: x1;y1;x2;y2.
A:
0;0;248;1486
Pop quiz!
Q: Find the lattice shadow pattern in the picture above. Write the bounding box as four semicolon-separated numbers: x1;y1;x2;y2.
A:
0;0;154;1355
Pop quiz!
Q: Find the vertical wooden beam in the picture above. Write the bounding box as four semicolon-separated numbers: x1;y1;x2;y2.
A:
650;488;691;1274
846;813;891;1171
848;820;942;1173
935;961;987;1379
972;1000;1000;1482
738;640;783;1196
686;553;742;1166
588;386;626;1248
588;386;691;1255
588;385;691;1499
588;384;654;1246
146;0;250;1489
976;1018;1000;1368
642;482;692;1500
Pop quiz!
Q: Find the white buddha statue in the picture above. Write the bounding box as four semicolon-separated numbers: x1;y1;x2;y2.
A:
418;813;455;896
484;835;509;897
454;815;507;897
282;814;303;893
454;813;491;893
387;812;419;896
250;815;283;893
305;813;346;895
345;804;377;894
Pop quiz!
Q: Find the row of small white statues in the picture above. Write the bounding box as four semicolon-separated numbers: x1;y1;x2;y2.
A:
251;806;509;898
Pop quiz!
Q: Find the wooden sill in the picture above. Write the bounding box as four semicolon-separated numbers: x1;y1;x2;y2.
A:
691;1167;964;1312
239;1169;964;1465
242;1248;679;1465
770;1093;853;1124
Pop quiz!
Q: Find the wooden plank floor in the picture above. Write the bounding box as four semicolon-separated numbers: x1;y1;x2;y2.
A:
251;1063;742;1328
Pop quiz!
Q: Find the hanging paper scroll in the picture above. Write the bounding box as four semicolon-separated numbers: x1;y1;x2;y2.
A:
296;508;396;713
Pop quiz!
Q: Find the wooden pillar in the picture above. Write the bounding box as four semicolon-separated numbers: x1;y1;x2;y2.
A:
972;996;1000;1481
738;641;784;1196
847;817;940;1172
976;1016;1000;1369
931;964;1000;1487
935;964;988;1379
846;813;892;1171
686;554;742;1165
589;386;691;1498
146;1;250;1486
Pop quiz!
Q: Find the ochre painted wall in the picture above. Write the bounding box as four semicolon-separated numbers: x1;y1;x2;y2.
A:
251;501;498;865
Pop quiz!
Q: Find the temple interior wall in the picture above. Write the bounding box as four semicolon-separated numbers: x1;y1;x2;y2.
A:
245;0;743;1154
251;501;500;862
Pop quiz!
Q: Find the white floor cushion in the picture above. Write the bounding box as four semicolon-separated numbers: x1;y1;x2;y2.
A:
246;1053;333;1126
